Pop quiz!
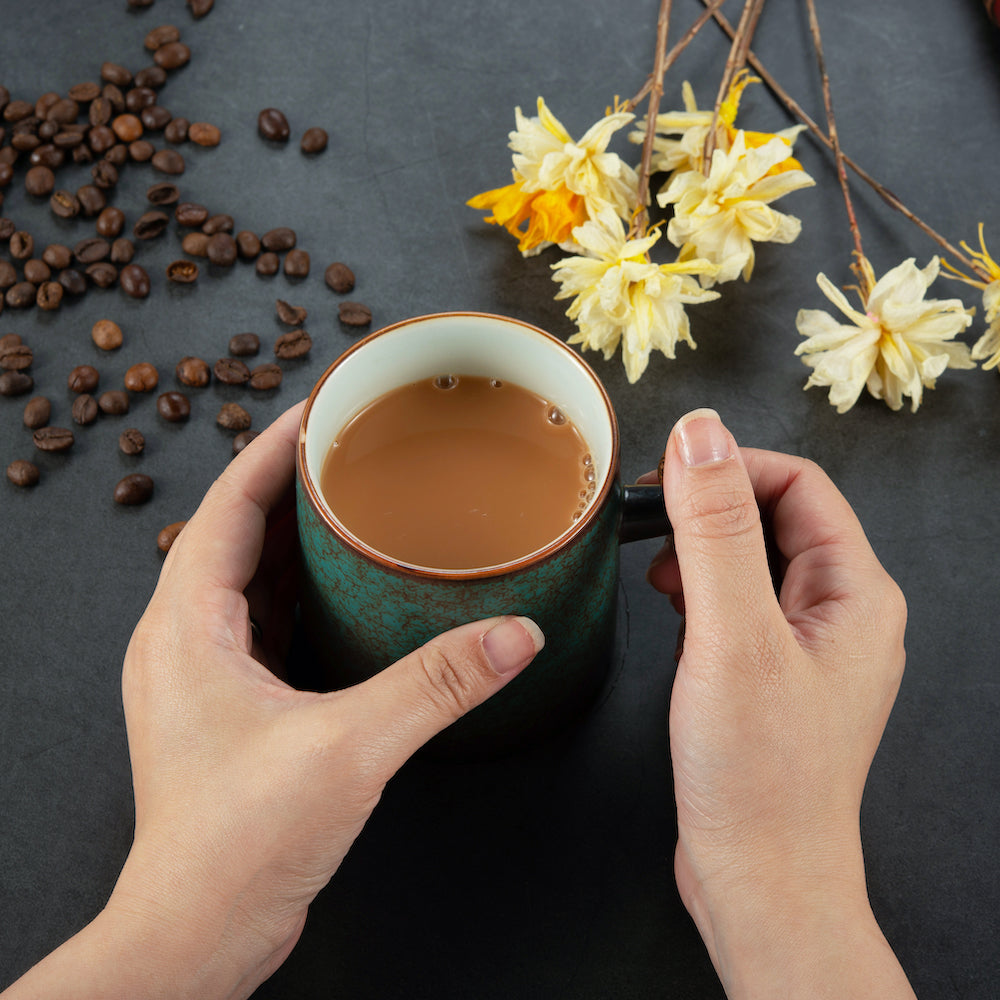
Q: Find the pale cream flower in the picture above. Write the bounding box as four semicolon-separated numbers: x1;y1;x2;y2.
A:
795;256;975;413
468;98;638;255
658;130;815;287
941;224;1000;369
551;205;719;383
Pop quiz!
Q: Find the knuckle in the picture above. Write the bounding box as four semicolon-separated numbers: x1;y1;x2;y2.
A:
413;642;486;718
681;478;761;543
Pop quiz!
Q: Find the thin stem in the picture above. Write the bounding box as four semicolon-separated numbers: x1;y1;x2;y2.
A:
630;0;673;238
701;0;986;279
703;0;766;170
625;0;730;112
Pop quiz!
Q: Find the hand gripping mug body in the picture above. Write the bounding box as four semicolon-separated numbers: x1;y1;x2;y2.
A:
296;312;667;755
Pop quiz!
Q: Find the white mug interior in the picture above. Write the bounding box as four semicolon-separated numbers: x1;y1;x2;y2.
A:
301;312;617;573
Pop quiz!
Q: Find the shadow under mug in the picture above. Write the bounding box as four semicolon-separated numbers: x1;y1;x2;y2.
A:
296;312;669;756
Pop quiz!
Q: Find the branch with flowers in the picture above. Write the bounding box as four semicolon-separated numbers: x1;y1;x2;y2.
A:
467;0;1000;413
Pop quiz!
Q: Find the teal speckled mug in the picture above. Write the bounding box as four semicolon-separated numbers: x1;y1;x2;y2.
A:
296;312;667;756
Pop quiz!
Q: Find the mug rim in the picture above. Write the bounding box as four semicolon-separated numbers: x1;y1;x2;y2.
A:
297;311;621;580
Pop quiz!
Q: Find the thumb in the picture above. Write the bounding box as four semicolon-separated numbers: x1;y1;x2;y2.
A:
344;615;544;768
662;409;777;642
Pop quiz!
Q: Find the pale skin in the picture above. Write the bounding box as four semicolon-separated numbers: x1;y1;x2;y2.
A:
2;404;915;999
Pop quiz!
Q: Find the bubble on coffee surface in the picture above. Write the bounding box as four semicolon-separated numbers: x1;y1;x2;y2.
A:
547;404;567;425
433;374;458;390
489;377;503;388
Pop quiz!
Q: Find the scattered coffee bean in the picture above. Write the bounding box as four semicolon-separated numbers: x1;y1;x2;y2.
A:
58;268;87;296
6;459;39;487
74;236;111;264
112;113;143;143
206;232;237;266
151;148;185;174
175;201;208;226
155;42;191;70
120;263;151;297
24;259;51;284
249;363;282;390
227;332;259;357
232;429;258;455
5;282;37;308
98;389;130;415
274;328;312;359
50;189;81;218
214;357;251;385
72;393;99;425
166;259;198;283
147;181;180;205
188;0;214;17
300;127;328;154
0;341;32;370
96;205;126;237
145;24;181;50
157;520;187;553
103;144;128;168
202;213;233;235
119;427;145;455
157;390;191;422
86;261;118;288
261;226;296;251
181;231;209;256
275;299;307;325
9;230;33;259
76;184;107;216
324;261;355;293
32;425;74;452
338;301;372;327
25;165;55;197
140;105;172;132
36;281;63;310
134;66;168;89
114;472;155;505
257;108;290;142
41;244;71;269
134;210;170;239
91;159;120;190
255;251;279;276
0;261;17;288
128;139;155;161
1;370;33;394
217;401;251;430
163;117;189;143
188;121;220;146
92;318;123;350
68;364;100;393
124;361;159;391
284;249;310;277
101;62;132;87
235;230;261;259
23;396;51;428
110;237;135;264
175;355;210;386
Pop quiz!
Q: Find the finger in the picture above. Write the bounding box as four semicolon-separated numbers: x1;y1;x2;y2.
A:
662;409;779;641
340;616;544;771
163;399;306;595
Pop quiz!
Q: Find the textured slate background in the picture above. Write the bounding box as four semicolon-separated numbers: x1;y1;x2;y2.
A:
1;1;998;996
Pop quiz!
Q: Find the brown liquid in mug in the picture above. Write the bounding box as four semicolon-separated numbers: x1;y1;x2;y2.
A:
320;375;596;569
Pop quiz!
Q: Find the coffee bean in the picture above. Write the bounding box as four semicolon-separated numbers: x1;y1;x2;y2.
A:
98;389;129;415
102;82;126;113
41;244;71;270
261;226;296;251
86;261;118;288
181;232;209;256
125;89;157;115
68;364;100;393
0;342;32;370
96;206;126;237
103;144;127;167
276;299;307;325
118;427;145;455
110;238;134;264
91;160;119;190
101;62;132;87
1;370;33;395
166;259;198;283
155;42;191;70
88;125;116;154
58;268;87;296
255;251;279;276
9;231;33;259
76;184;107;216
227;332;259;357
74;236;111;264
120;263;151;298
145;24;181;50
232;429;259;455
188;121;220;146
6;459;39;487
206;232;237;266
202;213;233;235
23;396;50;428
157;520;187;553
188;0;214;15
249;363;282;390
157;390;190;422
25;165;55;197
47;98;80;125
140;105;172;131
5;282;37;309
217;402;251;430
284;249;310;277
163;117;189;143
0;260;17;288
258;108;290;142
0;219;14;241
128;139;155;162
23;259;50;284
324;261;355;293
274;328;312;359
213;357;250;385
36;281;63;310
175;202;208;226
134;210;170;239
33;425;74;451
124;361;159;391
72;393;99;425
338;301;372;327
134;66;168;89
3;99;33;122
300;127;328;154
114;473;154;505
31;143;65;168
151;148;185;175
235;230;261;259
147;181;180;205
91;318;123;350
89;97;112;128
175;355;210;387
112;113;143;143
50;189;81;218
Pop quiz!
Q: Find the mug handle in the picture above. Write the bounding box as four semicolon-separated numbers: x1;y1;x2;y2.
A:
619;484;671;544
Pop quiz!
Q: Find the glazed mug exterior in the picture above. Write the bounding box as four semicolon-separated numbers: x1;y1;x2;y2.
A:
296;312;666;755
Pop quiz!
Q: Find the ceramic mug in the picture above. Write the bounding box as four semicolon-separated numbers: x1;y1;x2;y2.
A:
296;312;668;755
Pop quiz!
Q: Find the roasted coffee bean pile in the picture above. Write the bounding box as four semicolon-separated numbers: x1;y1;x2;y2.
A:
2;11;374;553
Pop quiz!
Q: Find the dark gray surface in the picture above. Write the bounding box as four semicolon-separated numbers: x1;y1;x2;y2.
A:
2;1;998;996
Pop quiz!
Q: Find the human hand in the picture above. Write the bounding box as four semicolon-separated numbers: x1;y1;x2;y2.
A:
2;400;543;1000
644;408;914;999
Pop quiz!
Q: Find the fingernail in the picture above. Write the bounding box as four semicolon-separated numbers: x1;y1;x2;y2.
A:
482;616;545;676
675;408;734;468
